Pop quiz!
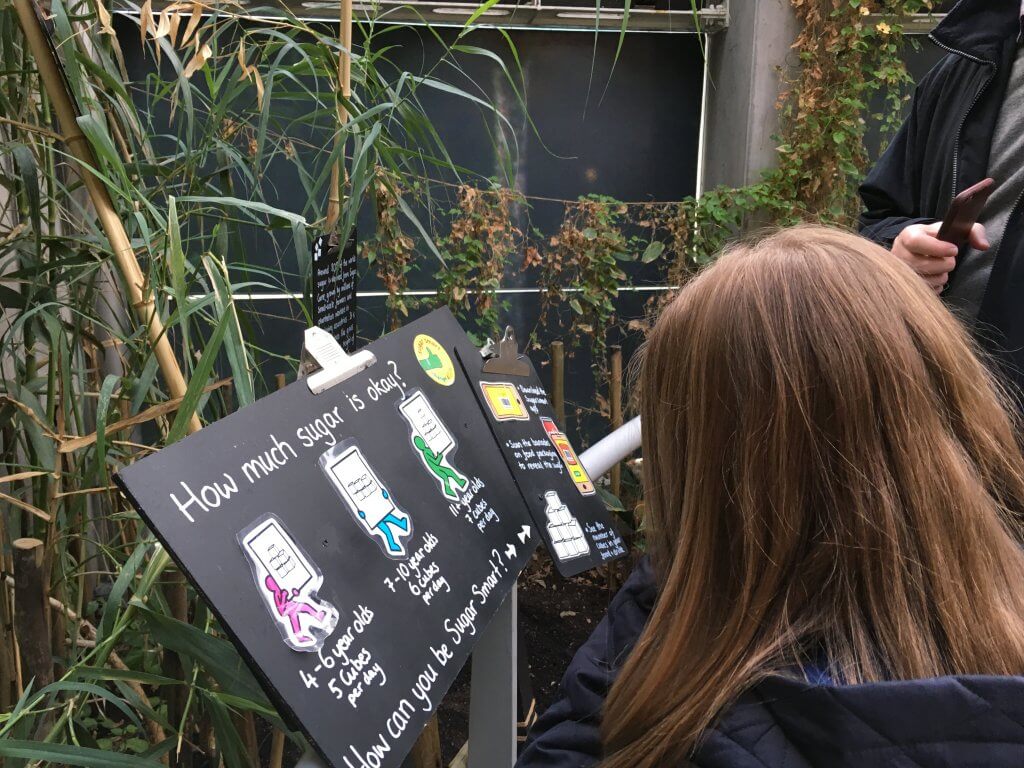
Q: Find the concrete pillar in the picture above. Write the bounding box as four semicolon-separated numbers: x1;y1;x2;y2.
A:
701;0;801;190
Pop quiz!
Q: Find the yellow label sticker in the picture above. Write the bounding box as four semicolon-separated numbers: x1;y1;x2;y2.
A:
413;334;456;387
480;381;530;421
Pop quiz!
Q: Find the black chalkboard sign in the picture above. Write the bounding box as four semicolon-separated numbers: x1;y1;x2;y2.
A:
455;346;627;578
312;232;358;352
115;310;538;768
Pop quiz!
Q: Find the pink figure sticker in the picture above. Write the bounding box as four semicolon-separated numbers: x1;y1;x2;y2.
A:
239;516;339;652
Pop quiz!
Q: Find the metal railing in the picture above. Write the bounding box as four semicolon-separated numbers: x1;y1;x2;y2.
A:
121;0;729;33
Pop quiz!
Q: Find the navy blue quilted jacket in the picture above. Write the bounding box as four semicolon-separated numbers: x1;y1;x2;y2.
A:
517;560;1024;767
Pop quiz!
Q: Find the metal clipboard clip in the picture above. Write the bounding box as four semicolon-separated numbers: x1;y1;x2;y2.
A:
481;326;531;377
299;326;376;394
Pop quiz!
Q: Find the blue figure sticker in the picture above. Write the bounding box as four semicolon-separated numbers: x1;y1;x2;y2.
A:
320;443;413;559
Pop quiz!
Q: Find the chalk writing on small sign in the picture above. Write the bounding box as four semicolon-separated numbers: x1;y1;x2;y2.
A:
312;233;358;352
114;310;538;768
457;348;629;578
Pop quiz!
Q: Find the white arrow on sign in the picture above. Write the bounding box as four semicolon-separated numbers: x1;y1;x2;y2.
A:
505;542;517;560
517;525;531;544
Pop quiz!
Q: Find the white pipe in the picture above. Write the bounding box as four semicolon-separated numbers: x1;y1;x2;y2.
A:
580;416;642;480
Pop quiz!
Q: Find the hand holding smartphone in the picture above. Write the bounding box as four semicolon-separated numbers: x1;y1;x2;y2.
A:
937;178;995;246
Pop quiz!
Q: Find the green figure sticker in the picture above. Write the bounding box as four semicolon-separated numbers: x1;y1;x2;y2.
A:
399;390;469;500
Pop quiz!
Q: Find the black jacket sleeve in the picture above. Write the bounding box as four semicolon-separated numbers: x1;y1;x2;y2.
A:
858;68;943;246
515;558;657;768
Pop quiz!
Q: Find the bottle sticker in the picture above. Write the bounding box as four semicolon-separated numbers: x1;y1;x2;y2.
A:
238;515;340;653
320;442;413;559
540;417;595;495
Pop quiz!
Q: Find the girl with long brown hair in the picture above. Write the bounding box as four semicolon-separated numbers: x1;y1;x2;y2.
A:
518;226;1024;768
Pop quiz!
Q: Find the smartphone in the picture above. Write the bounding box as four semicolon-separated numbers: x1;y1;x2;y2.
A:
937;178;995;246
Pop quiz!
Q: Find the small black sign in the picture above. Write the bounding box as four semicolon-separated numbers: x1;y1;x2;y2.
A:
115;310;537;768
312;232;358;352
455;346;628;578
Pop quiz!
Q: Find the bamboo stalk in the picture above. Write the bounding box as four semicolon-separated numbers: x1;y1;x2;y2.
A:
231;711;259;768
11;2;205;755
58;378;232;454
13;538;52;693
324;0;353;230
11;0;201;436
46;371;66;681
269;729;286;768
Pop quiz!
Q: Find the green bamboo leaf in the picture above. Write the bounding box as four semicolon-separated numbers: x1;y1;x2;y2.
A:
462;0;503;28
75;667;180;688
48;0;87;98
76;51;130;102
15;384;55;472
202;254;254;408
396;195;445;266
166;308;231;444
135;604;269;706
129;353;161;416
0;681;39;738
167;196;191;363
0;741;165;767
11;145;40;248
202;690;253;768
97;540;151;646
94;374;120;484
176;196;306;227
34;681;142;731
77;111;129;189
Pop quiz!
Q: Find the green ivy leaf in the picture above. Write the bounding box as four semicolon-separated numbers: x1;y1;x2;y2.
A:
641;241;665;263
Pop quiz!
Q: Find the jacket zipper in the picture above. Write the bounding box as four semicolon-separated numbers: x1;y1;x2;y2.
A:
929;36;997;199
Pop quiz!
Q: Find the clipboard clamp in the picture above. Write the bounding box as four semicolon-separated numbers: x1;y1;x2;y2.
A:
300;326;376;394
481;326;531;377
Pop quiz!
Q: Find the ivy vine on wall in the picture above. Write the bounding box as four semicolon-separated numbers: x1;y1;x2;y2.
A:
362;0;928;372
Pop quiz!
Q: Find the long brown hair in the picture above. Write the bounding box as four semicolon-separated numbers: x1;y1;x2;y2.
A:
602;226;1024;767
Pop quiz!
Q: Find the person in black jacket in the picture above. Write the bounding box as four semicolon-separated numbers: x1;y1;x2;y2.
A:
859;0;1024;399
518;227;1024;768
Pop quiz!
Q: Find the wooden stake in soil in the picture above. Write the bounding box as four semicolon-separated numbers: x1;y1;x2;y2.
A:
409;716;443;768
609;346;623;499
0;528;13;710
12;538;52;692
550;340;565;426
607;346;623;594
